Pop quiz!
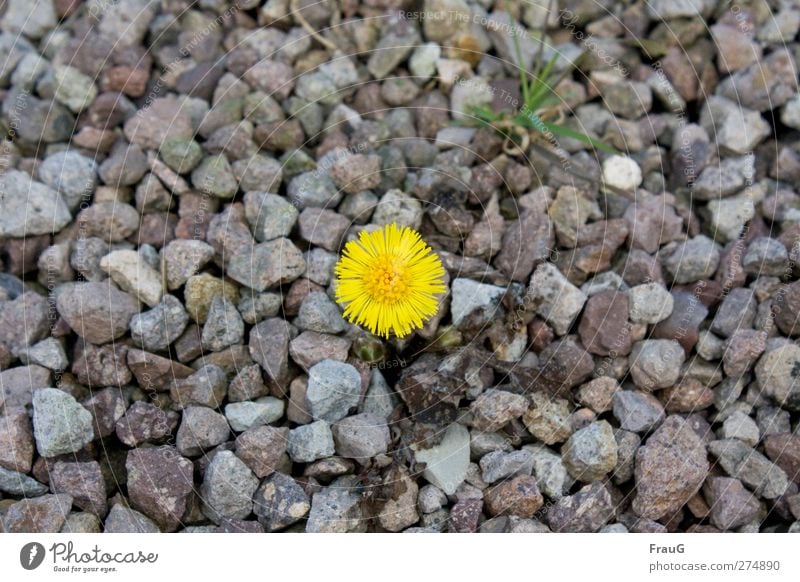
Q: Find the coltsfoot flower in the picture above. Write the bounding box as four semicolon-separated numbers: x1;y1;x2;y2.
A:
334;223;446;339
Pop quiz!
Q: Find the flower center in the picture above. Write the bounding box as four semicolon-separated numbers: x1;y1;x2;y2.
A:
365;256;409;304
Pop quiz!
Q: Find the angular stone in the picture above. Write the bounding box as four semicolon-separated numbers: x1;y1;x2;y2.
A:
32;388;94;457
633;416;709;520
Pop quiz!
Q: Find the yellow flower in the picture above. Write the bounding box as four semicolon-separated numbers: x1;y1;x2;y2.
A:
334;223;447;339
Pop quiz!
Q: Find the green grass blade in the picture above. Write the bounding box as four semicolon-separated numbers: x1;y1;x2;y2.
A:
542;121;620;154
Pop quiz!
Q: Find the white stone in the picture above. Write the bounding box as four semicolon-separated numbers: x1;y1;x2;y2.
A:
413;423;470;495
602;155;642;191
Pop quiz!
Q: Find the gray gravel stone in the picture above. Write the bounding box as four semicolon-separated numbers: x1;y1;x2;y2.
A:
32;388;94;457
17;337;68;371
201;450;259;523
612;391;665;433
176;406;230;457
628;283;674;324
100;250;164;307
37;151;97;211
528;262;588;335
709;439;789;499
629;340;685;391
562;420;618;482
295;291;346;334
414;423;470;495
711;288;756;338
161;240;215;291
287;420;335;463
202;296;245;351
305;359;362;422
0;170;71;237
0;465;48;496
225;397;285;432
755;344;800;410
306;475;364;533
663;235;721;284
450;278;506;327
226;238;306;292
244;191;298;242
104;505;160;533
253;472;310;532
130;295;188;352
332;413;391;461
479;449;535;484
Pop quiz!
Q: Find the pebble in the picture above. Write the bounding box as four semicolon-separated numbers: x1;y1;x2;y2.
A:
602;156;642;191
130;295;188;352
32;388;94;457
287;420;335;463
332;413;391;461
723;330;766;377
0;170;71;237
546;482;615;533
99;250;164;308
201;296;245;351
562;420;618;482
526;444;574;499
0;408;34;473
126;447;194;532
633;416;710;519
305;360;362;423
244;192;298;241
37;151;97;211
709;439;789;499
161;240;215;291
711;288;756;338
235;426;288;478
663;235;721;284
720;410;760;448
704;476;761;531
49;461;106;517
578;291;632;356
527;262;588;335
306;476;364;533
201;450;259;523
414;423;470;495
225;397;285;432
175;406;230;457
754;344;800;410
0;465;48;496
479;449;535;484
628;283;674;324
470;389;528;432
629;340;685;391
170;364;227;409
613;391;665;433
2;494;72;533
253;472;310;532
226;238;306;292
372;189;423;230
287;171;341;209
576;377;619;413
115;401;179;447
104;504;160;533
450;278;506;327
191;154;238;199
295;291;346;334
53;65;97;113
522;393;572;445
484;475;543;518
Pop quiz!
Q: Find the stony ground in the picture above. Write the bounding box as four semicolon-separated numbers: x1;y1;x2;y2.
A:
1;0;800;534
